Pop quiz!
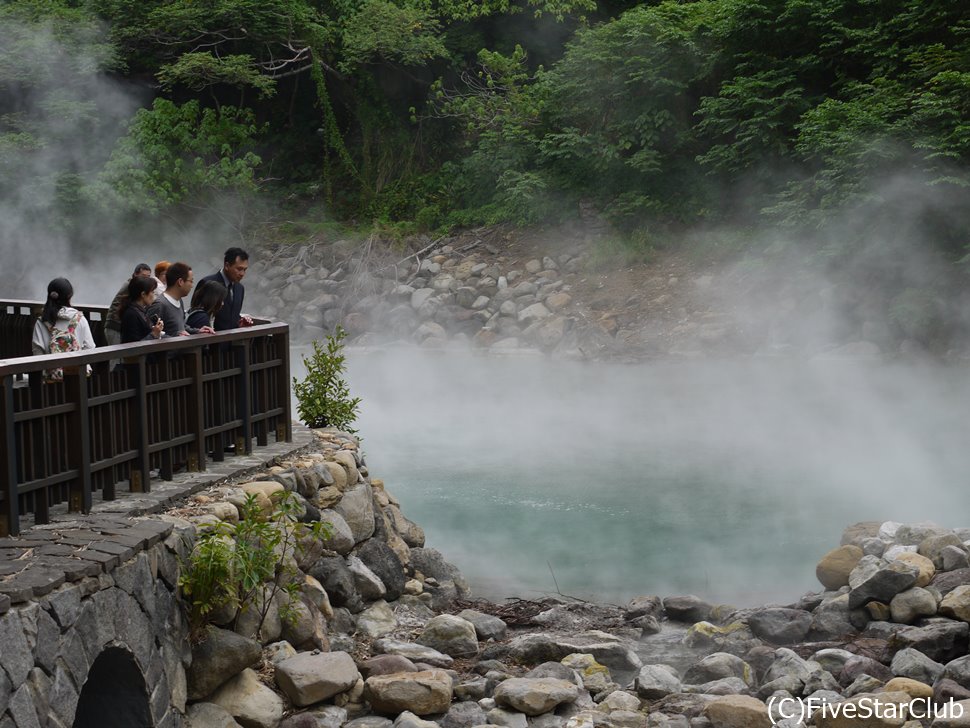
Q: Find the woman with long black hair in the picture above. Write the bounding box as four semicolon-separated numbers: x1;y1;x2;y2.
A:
31;278;96;382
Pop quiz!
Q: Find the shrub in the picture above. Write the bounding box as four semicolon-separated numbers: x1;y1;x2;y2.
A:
178;492;330;640
293;327;361;433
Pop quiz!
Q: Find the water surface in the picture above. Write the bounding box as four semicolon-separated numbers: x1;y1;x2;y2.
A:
323;349;970;606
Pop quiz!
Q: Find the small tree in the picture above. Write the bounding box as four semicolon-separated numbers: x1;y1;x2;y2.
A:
178;492;330;641
293;327;361;433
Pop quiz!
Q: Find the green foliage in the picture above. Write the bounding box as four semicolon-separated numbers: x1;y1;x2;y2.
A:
157;53;277;97
293;327;361;432
178;492;331;640
96;99;264;215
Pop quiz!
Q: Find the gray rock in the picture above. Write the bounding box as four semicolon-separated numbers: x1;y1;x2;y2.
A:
684;677;748;696
893;619;969;662
186;627;262;701
842;674;884;697
335;483;376;544
488;708;528;728
360;654;419;678
764;649;815;684
374;638;455;667
357;538;407;602
890;647;944;684
347;718;394;728
847;559;919;608
394;711;441;728
943;655;970;690
0;610;33;687
506;632;641;675
441;701;488;728
233;587;282;644
919;533;964;569
627;596;663;621
348;555;387;600
683;654;751;686
942;546;970;572
635;665;682;699
412;289;434;309
210;668;285;728
838;655;893;686
809;648;855;676
186;702;243;728
458;610;508;642
525;662;576;681
309;557;362;613
662;596;713;623
417;614;479;658
319;510;356;554
494;678;581;716
810;594;865;639
275;651;361;707
746;608;812;645
357;600;398;639
889;586;937;623
410;548;469;597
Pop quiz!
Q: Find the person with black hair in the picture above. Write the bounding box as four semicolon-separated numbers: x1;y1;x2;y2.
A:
31;278;96;381
186;280;226;330
149;262;215;337
120;275;165;343
197;247;254;331
105;263;152;346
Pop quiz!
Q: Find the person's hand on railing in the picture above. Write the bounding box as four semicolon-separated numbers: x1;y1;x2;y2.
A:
198;325;215;334
239;315;254;327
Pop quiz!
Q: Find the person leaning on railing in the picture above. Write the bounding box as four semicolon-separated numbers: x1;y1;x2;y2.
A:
120;275;165;343
186;279;226;331
105;263;152;346
32;278;97;382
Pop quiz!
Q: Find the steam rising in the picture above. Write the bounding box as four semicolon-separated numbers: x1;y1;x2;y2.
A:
349;350;970;604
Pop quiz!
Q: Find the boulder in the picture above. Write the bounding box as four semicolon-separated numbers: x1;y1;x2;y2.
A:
457;610;508;642
417;615;479;658
892;552;936;587
363;670;453;716
919;533;964;569
210;668;285;728
882;677;933;699
506;632;641;675
811;691;912;728
186;627;262;700
890;587;938;624
309;556;362;613
373;638;454;668
663;596;713;623
817;545;864;590
357;601;398;639
561;653;612;693
360;654;419;679
356;538;406;602
440;701;487;728
335;484;376;544
347;555;387;600
493;678;581;716
703;695;771;728
275;652;361;707
944;655;970;690
318;510;356;555
684;653;752;686
930;698;970;728
943;546;970;572
746;608;812;645
890;648;944;685
893;620;969;663
941;585;970;623
848;560;919;608
635;665;682;700
186;703;242;728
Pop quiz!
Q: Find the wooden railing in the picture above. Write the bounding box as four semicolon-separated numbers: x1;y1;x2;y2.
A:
0;300;292;536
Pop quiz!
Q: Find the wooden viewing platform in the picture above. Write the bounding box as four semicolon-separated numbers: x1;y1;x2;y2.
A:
0;299;292;537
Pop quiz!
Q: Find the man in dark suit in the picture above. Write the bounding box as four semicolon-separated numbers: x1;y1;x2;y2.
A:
197;247;254;331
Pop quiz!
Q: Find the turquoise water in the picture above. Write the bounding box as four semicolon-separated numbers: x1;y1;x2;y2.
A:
324;349;970;606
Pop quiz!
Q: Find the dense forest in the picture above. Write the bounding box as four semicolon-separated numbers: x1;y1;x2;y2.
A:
1;0;968;264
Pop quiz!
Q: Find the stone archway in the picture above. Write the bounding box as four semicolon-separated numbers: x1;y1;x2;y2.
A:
72;646;153;728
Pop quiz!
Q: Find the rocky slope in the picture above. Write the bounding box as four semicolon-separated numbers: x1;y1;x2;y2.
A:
164;429;970;728
244;227;968;361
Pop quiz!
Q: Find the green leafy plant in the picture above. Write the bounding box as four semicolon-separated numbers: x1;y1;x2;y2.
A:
178;491;330;640
293;327;361;433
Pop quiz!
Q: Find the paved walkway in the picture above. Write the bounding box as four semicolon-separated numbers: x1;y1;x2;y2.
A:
0;424;315;614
